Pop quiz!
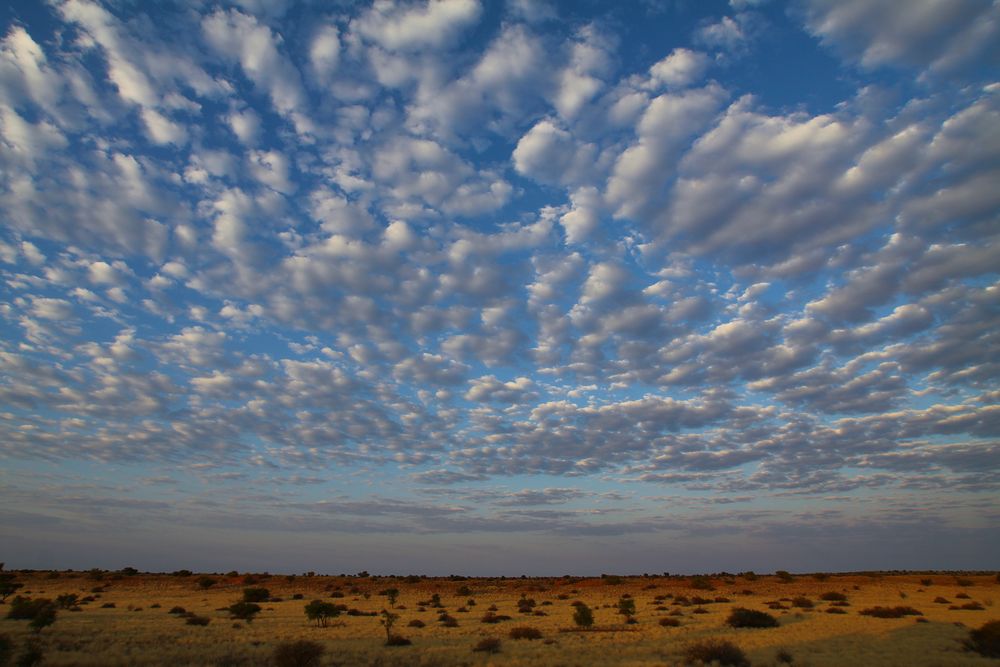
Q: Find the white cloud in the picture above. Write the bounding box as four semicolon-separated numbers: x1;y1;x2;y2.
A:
648;48;710;88
355;0;482;51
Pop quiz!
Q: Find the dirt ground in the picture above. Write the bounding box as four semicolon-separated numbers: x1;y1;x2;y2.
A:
1;570;997;666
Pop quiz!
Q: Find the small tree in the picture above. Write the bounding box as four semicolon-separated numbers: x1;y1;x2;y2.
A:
28;604;57;633
617;596;636;618
0;574;22;602
380;588;399;608
197;576;216;590
242;587;270;603
228;601;261;623
573;602;594;628
304;600;341;627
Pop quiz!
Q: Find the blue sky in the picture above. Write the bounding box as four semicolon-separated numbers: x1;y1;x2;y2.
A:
1;0;998;575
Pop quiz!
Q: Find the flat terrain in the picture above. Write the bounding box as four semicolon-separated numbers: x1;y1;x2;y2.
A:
1;570;998;666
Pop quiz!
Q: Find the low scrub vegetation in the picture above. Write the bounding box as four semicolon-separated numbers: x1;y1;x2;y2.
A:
726;607;779;628
273;640;324;667
858;606;923;618
683;639;749;667
509;626;543;640
965;620;1000;658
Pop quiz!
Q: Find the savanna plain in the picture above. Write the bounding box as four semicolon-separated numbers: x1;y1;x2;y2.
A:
2;568;999;666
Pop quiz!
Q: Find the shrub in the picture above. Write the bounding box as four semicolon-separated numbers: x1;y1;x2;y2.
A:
509;626;543;640
101;602;115;608
776;648;794;664
15;640;44;667
169;606;187;614
227;602;261;622
242;587;269;603
573;602;594;628
820;591;847;602
826;607;847;614
775;570;795;583
791;596;814;609
683;639;749;667
55;594;78;609
273;640;324;667
921;578;933;586
726;607;779;628
617;596;636;617
0;635;11;666
407;619;425;628
385;635;411;646
456;585;472;596
186;615;210;626
659;617;680;627
690;576;714;591
472;637;501;653
859;606;922;618
956;592;971;599
951;602;984;611
379;588;399;607
955;577;974;587
304;600;341;627
0;575;23;603
965;620;1000;658
481;612;511;624
197;577;217;590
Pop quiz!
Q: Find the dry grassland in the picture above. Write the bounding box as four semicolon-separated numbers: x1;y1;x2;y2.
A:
2;571;998;666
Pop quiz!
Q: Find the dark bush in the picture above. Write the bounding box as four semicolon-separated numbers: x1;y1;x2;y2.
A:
509;626;542;640
0;634;11;666
273;640;324;667
227;602;261;622
859;606;922;618
965;620;1000;658
951;602;984;611
955;577;974;587
481;612;511;624
956;592;971;599
242;587;269;603
0;576;24;604
385;635;411;646
690;576;714;591
55;594;78;609
791;596;814;609
726;607;779;628
168;606;186;614
683;639;749;666
197;577;217;590
101;602;115;608
407;619;425;628
820;591;847;602
15;640;44;667
7;598;51;620
826;607;847;614
659;617;680;627
775;570;795;583
933;597;950;603
186;615;210;626
472;637;501;653
776;648;794;664
573;602;594;628
304;600;341;627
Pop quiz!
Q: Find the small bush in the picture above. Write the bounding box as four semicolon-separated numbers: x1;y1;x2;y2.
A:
227;602;261;622
820;591;847;602
481;612;511;624
826;607;847;614
186;615;210;626
385;635;411;646
955;577;974;587
15;640;44;667
197;577;217;590
776;648;794;664
684;639;749;667
690;576;714;591
727;607;779;628
791;596;814;609
965;620;1000;658
273;640;324;667
859;606;922;618
0;634;12;666
473;637;501;653
509;626;543;640
168;606;186;614
573;602;594;628
921;578;933;586
659;617;680;627
951;602;984;611
242;587;269;603
407;619;425;628
775;570;795;583
55;594;78;609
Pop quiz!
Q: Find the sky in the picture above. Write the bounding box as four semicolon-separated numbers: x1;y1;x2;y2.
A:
0;0;998;576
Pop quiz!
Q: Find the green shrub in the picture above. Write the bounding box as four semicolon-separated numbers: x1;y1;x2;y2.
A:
242;587;269;603
965;620;1000;658
791;596;814;609
273;640;324;667
197;577;217;590
683;639;749;666
820;591;847;602
304;600;340;627
508;626;542;640
775;570;795;583
617;596;636;617
726;607;779;628
572;602;594;628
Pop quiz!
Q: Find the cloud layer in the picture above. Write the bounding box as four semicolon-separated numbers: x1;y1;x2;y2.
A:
0;0;997;574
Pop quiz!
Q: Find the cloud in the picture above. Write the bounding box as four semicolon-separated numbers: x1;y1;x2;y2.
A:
354;0;482;51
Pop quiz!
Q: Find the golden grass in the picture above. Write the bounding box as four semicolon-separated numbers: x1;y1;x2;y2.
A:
1;571;997;665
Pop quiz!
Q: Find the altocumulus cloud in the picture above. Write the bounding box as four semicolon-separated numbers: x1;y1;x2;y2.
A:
0;0;998;575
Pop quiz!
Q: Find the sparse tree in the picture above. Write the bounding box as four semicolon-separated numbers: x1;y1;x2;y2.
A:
380;588;399;608
304;600;341;627
380;609;399;643
617;596;636;620
242;587;269;603
227;602;261;623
